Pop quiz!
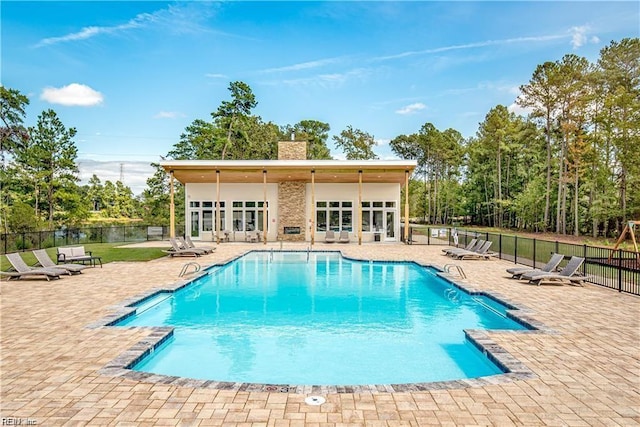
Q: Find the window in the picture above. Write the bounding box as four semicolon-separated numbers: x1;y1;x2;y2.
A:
316;201;353;232
232;201;269;232
361;201;397;234
189;201;225;235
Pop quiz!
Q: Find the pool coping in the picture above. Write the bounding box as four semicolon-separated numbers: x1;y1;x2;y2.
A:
91;249;552;393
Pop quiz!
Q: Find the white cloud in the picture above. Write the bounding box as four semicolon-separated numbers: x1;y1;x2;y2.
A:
154;111;185;119
396;102;426;115
508;102;533;116
260;57;344;73
34;3;220;48
205;73;227;79
568;25;600;49
40;83;103;106
373;34;565;62
375;138;390;147
569;26;589;49
279;68;370;88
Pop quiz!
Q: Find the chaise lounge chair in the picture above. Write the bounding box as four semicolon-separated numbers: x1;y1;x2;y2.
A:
165;238;202;257
325;230;336;243
523;256;588;286
338;231;350;243
506;253;564;279
442;238;477;256
447;240;485;257
177;236;209;254
33;249;88;275
185;235;215;253
452;240;494;260
2;253;66;281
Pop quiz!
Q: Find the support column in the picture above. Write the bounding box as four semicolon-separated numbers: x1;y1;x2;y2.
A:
311;170;315;245
263;170;267;245
216;170;221;244
404;169;410;243
358;170;362;246
169;170;175;238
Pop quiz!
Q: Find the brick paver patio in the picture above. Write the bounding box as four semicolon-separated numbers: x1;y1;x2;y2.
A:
1;242;639;426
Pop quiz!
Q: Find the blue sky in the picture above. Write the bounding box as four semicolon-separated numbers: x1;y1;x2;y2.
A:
2;1;638;194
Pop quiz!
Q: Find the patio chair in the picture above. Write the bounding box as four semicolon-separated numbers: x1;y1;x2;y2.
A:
338;231;350;243
523;256;588;286
2;253;66;281
506;253;564;279
165;238;202;257
446;240;484;257
33;249;88;275
452;241;494;260
442;238;477;255
245;231;260;243
184;236;215;253
325;230;336;243
176;237;209;255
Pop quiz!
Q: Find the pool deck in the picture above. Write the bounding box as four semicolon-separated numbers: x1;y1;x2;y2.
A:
1;241;639;426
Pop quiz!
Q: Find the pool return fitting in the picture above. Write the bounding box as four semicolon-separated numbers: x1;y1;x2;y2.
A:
179;262;201;277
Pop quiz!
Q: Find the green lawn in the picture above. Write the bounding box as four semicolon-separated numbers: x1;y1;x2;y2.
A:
1;242;168;271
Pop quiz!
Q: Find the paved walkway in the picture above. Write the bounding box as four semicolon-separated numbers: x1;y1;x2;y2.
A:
1;242;639;426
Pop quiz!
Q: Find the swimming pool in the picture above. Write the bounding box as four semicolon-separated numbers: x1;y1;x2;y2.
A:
116;251;528;385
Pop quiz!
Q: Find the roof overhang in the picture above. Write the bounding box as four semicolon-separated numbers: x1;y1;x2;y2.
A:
160;160;418;185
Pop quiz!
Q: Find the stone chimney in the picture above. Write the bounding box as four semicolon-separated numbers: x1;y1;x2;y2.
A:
277;140;307;241
278;140;307;160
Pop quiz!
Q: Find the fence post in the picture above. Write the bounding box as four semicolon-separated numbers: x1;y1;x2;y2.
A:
21;232;25;252
618;249;623;292
3;234;6;254
514;235;518;264
533;238;537;268
100;227;103;243
583;244;587;275
499;234;502;260
123;226;126;242
427;227;430;245
38;231;42;249
65;229;69;246
555;240;559;255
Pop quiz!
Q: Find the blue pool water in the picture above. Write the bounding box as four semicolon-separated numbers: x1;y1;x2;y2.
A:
117;251;526;385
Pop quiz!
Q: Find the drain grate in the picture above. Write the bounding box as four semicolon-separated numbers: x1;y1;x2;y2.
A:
304;396;326;406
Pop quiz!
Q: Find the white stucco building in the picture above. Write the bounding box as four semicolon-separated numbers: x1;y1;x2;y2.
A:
160;141;417;245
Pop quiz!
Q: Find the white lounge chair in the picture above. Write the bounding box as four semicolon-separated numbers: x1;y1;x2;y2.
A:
2;253;66;281
325;230;336;243
185;236;215;253
177;237;209;254
33;249;88;274
165;238;201;257
338;231;350;243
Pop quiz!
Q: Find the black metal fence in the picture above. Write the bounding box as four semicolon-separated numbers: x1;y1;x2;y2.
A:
403;226;639;296
1;225;183;255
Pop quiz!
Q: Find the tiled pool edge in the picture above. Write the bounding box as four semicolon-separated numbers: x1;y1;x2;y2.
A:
92;250;549;393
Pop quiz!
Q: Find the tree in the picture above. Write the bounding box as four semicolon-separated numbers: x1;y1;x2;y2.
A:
0;86;30;161
332;125;378;160
86;174;104;211
212;81;257;159
518;61;560;230
16;109;80;228
281;120;333;159
168;119;218;160
597;38;640;227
